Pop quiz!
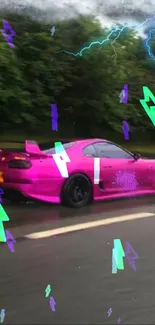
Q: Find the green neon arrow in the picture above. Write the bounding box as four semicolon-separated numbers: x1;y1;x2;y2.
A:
0;204;9;242
54;142;70;163
113;239;125;270
54;142;64;154
139;86;155;126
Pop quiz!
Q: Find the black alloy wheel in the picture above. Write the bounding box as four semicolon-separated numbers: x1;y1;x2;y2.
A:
61;173;92;208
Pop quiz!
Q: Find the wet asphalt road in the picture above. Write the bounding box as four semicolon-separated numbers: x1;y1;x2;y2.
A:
1;196;155;324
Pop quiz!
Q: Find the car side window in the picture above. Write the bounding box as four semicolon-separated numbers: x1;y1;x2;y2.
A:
83;144;97;157
93;142;133;159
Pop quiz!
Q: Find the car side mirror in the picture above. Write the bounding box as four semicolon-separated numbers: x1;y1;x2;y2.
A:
133;153;141;160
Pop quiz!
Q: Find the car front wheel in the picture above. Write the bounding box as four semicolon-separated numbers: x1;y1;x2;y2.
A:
61;173;92;208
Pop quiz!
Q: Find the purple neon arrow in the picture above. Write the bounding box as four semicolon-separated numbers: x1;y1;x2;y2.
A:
51;104;58;131
0;188;4;203
122;120;130;140
123;84;128;104
5;230;16;253
2;20;16;48
49;296;56;312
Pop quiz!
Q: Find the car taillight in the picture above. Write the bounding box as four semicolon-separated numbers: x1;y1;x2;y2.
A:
8;160;32;169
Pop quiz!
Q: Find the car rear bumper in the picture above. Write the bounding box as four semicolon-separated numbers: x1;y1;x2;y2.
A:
1;183;61;204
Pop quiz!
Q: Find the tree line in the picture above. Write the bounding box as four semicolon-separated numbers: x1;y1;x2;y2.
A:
0;6;155;143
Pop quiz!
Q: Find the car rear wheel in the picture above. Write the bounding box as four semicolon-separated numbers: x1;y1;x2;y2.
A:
61;173;92;208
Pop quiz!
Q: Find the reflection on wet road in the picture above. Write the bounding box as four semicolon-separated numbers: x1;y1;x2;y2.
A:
3;194;155;231
1;195;155;324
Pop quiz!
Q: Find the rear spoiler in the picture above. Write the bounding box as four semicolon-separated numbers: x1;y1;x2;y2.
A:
25;140;46;156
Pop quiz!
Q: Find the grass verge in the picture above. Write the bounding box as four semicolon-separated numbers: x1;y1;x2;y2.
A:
0;134;155;154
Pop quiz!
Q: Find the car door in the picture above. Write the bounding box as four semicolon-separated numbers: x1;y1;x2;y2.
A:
126;157;153;191
93;141;148;195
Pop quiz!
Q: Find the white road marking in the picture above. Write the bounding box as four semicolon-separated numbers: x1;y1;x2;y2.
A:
25;212;155;239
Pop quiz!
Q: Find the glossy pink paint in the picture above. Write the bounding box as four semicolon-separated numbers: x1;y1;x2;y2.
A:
0;139;155;205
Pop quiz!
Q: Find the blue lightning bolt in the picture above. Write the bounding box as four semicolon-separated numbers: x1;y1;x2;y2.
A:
60;25;128;57
111;29;123;62
145;29;155;60
60;15;155;60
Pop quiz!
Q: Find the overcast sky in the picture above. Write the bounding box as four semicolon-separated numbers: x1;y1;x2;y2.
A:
1;0;155;37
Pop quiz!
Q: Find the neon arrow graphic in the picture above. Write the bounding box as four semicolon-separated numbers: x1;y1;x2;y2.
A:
139;86;155;126
0;205;9;242
0;172;4;183
45;284;51;298
0;309;5;323
49;296;56;312
124;241;139;271
2;20;16;48
51;104;58;131
0;188;4;203
5;230;16;252
52;142;70;178
113;239;125;270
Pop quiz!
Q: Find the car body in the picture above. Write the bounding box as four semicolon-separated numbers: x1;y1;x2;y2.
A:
0;138;155;208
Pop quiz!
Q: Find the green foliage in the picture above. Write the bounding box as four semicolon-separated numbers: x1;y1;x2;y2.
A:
0;8;155;141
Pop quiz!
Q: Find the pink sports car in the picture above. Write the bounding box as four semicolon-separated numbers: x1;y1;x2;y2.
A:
0;139;154;208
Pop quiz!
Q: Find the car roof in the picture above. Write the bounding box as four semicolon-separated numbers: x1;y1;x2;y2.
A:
43;139;110;155
75;138;109;145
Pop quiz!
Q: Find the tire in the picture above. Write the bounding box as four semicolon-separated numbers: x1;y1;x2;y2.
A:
61;173;92;208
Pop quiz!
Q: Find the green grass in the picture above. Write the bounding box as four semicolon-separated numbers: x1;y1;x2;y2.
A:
0;143;24;149
0;133;155;154
0;133;53;149
0;134;52;143
122;144;155;154
1;143;155;154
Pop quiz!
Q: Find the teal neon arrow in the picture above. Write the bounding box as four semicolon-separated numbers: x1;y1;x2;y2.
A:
54;142;70;162
0;204;9;242
54;142;65;155
113;239;125;270
139;86;155;126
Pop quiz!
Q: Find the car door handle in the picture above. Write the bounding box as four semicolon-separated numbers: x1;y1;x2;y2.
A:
104;166;112;168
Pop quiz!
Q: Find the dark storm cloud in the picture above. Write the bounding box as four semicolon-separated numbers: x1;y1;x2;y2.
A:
1;0;155;28
102;3;152;22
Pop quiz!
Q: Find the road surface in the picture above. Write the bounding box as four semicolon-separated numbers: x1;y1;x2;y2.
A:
1;196;155;324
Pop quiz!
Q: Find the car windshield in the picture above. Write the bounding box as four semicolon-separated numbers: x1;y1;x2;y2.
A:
43;141;76;154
